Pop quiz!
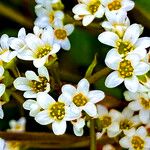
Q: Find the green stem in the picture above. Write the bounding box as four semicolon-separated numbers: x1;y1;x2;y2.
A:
90;119;96;150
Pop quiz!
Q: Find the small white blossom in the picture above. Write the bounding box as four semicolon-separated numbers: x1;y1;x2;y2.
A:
72;0;105;26
13;66;50;98
53;21;74;50
102;144;116;150
102;11;130;37
8;117;26;132
105;52;149;92
19;27;60;68
98;24;150;59
35;5;64;28
61;78;105;118
35;92;79;135
119;126;150;150
124;90;150;124
0;34;17;63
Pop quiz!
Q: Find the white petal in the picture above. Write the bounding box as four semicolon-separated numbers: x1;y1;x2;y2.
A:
10;39;25;51
145;137;150;148
124;76;139;92
29;103;41;117
83;102;97;117
139;109;150;124
23;91;37;98
123;24;143;44
25;34;43;50
119;137;130;148
109;109;122;121
18;28;26;39
131;47;146;59
105;71;124;88
64;24;74;35
0;138;5;149
0;106;4;119
25;71;39;81
82;15;95;26
60;39;71;51
124;91;138;101
23;100;37;110
73;126;84;136
128;101;142;111
61;84;76;96
0;34;9;49
134;62;149;75
126;53;140;67
50;43;60;54
0;66;4;77
105;48;122;70
52;121;66;135
17;49;34;60
95;5;105;18
97;105;108;116
122;107;134;118
135;37;150;48
37;93;55;109
77;78;89;95
88;90;105;103
38;66;49;80
122;0;135;11
72;4;90;15
35;110;53;125
0;84;5;97
98;31;119;47
33;57;47;68
136;126;147;137
13;77;31;91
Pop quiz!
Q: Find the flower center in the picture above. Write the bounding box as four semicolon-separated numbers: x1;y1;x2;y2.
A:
88;1;100;14
140;98;150;110
120;119;133;130
55;29;67;40
99;116;112;128
31;76;48;93
116;40;134;55
131;136;144;150
49;102;65;121
36;45;51;58
49;12;54;23
118;60;134;78
73;93;88;107
108;0;121;11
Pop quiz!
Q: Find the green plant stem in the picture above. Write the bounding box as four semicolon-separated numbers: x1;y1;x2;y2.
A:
90;119;96;150
87;67;111;84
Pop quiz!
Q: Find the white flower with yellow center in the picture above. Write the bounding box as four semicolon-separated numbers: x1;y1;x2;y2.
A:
0;66;6;119
96;105;120;137
105;52;149;92
19;27;60;68
72;0;105;26
106;107;141;138
71;118;85;136
102;11;130;37
13;66;50;98
98;24;150;59
61;78;105;118
35;92;79;135
124;91;150;124
103;0;134;14
8;117;26;132
35;4;64;28
53;21;74;50
23;99;41;117
119;126;150;150
0;34;17;63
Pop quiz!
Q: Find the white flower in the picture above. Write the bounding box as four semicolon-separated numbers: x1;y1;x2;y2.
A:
8;117;26;132
72;118;85;136
119;126;150;150
53;21;74;50
98;24;150;59
13;66;50;98
0;34;17;63
105;52;149;92
23;99;41;117
102;144;116;150
124;90;150;124
103;0;134;14
35;92;79;135
102;11;130;37
61;78;105;118
72;0;105;26
96;105;120;137
19;27;60;68
35;4;64;28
